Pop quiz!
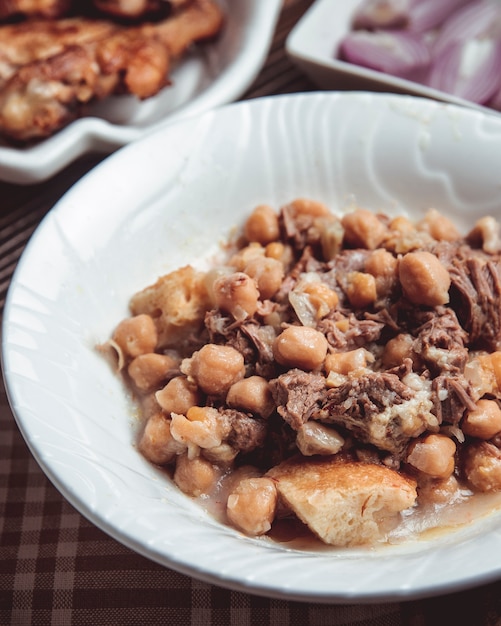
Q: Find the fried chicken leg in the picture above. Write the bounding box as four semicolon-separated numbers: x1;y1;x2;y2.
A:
0;0;223;142
0;0;71;20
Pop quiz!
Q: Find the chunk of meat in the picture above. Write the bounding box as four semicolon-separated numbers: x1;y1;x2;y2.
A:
317;370;438;454
269;369;327;430
449;255;501;352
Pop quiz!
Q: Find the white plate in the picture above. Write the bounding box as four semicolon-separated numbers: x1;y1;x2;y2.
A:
3;92;501;603
0;0;281;185
286;0;500;117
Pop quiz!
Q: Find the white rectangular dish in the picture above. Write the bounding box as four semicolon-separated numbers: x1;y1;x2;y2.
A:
286;0;499;115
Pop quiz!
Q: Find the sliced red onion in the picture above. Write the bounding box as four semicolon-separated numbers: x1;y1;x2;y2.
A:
433;0;501;57
352;0;411;30
339;29;431;78
407;0;472;33
428;38;501;104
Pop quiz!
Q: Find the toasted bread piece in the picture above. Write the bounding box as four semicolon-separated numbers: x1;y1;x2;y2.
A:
268;457;417;547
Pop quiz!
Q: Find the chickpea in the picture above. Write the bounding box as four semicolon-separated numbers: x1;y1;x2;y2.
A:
229;243;264;272
170;406;224;450
155;376;200;416
226;375;275;418
226;477;277;535
112;314;157;359
288;198;330;218
407;434;456;478
462;399;501;440
398;251;450;306
174;453;221;497
345;272;377;308
389;215;416;236
420;208;460;242
302;282;339;319
128;353;177;393
464;354;499;400
244;256;284;300
325;348;371;375
138;413;186;465
212;272;259;320
417;475;461;505
341;208;388;250
265;241;294;270
273;326;328;371
382;333;415;369
365;248;398;297
463;441;501;492
184;343;245;395
467;216;501;254
244;204;280;245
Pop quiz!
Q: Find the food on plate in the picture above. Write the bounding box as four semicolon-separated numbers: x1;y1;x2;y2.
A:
0;0;224;142
101;198;501;547
0;0;71;20
337;0;501;110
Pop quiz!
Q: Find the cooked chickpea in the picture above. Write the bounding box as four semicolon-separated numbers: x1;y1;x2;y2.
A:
467;216;501;254
462;399;501;440
407;434;456;478
170;406;224;450
420;208;461;242
212;272;259;319
128;353;177;393
226;375;275;418
112;314;157;359
185;343;245;395
288;198;330;218
345;272;377;308
325;348;371;375
229;243;264;272
226;477;277;535
273;325;328;370
365;248;398;297
302;282;339;318
155;376;200;416
463;441;501;492
174;453;221;497
417;475;461;505
382;333;415;369
265;241;294;269
244;204;280;244
389;215;416;236
138;412;186;465
341;208;388;249
399;251;450;306
244;256;284;300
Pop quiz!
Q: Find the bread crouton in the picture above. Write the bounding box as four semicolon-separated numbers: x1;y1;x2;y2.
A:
130;265;211;348
268;457;417;547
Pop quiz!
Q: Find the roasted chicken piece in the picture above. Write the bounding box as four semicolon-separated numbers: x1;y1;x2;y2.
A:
0;0;224;142
0;0;71;20
93;0;190;19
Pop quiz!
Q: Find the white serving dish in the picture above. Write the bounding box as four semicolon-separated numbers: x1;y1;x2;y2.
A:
0;0;281;184
3;91;501;603
286;0;499;116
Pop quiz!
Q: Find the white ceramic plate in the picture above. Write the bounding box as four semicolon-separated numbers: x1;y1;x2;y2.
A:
286;0;500;117
3;92;501;603
0;0;281;185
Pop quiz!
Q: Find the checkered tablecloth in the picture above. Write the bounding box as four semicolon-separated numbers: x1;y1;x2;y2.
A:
1;1;501;624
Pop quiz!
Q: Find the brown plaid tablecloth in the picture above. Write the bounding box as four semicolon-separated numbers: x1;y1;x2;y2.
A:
2;1;501;624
